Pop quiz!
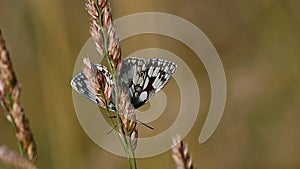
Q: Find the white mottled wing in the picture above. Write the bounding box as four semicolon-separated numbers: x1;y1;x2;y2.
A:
119;57;177;109
71;64;116;110
71;72;98;104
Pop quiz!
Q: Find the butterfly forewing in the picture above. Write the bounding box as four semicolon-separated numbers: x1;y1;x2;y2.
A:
95;64;114;86
71;64;116;111
119;57;177;109
71;72;99;104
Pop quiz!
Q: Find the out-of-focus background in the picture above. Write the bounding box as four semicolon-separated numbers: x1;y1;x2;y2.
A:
0;0;300;168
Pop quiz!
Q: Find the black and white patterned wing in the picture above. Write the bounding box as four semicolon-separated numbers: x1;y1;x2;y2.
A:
71;72;98;104
94;64;114;87
71;64;116;111
146;58;177;92
119;57;177;109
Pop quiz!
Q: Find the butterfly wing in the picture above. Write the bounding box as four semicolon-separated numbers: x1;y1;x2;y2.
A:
119;57;177;109
71;64;116;111
71;72;98;104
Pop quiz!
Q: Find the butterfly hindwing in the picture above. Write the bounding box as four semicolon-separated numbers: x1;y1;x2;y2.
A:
119;57;177;109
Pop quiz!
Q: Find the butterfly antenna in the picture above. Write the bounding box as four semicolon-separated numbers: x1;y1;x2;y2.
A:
137;120;154;130
107;124;119;135
105;115;119;134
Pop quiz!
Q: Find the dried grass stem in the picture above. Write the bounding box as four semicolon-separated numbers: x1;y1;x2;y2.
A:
0;30;38;162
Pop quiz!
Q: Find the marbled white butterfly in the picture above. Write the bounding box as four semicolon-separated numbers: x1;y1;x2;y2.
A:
71;57;177;111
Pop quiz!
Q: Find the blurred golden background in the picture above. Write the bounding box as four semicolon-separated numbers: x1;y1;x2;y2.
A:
1;0;300;168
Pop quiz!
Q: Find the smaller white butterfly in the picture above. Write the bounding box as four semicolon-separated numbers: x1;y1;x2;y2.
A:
71;57;177;110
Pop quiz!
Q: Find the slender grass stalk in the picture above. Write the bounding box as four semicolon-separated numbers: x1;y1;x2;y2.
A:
85;1;137;168
83;56;135;169
0;30;38;162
